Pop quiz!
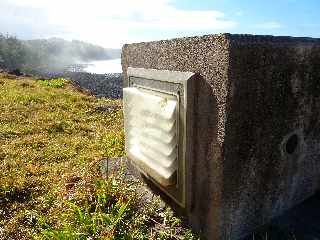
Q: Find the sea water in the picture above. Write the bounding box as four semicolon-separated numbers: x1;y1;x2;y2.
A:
84;59;121;74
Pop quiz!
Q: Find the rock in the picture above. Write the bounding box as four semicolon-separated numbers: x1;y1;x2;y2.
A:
8;69;23;76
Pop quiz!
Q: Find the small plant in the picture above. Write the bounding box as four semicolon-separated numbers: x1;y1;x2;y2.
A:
43;178;136;239
38;78;69;88
104;132;125;157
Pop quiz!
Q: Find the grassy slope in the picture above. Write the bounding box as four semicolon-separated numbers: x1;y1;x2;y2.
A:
0;75;197;239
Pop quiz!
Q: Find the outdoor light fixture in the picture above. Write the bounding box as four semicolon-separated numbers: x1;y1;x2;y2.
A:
123;67;195;207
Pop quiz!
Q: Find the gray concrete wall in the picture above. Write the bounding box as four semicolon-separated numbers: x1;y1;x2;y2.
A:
121;34;320;239
224;35;320;238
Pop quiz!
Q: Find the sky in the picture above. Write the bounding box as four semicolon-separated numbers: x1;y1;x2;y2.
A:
0;0;319;48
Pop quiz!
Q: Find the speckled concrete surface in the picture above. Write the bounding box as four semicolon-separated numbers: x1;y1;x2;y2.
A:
122;34;320;240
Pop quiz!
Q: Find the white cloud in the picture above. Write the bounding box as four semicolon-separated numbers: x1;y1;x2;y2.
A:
235;11;244;17
255;21;283;29
0;0;237;47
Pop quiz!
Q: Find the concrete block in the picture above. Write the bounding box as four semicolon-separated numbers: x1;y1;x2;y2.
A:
121;34;320;239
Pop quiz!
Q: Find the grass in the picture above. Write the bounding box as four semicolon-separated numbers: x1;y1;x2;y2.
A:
37;78;69;88
0;74;198;239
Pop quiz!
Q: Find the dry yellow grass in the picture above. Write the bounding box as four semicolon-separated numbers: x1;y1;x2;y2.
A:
0;75;125;238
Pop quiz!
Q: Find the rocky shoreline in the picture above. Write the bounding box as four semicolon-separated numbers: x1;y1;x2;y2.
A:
36;71;123;99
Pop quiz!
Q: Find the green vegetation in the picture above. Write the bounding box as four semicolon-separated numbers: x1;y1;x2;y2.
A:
38;78;69;88
0;74;197;239
0;34;121;72
0;34;27;70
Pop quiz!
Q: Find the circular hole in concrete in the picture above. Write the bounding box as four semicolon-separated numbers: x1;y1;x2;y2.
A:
285;134;298;154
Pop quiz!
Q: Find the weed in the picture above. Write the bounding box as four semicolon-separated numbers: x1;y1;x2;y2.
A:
37;78;69;88
20;82;34;88
0;130;19;140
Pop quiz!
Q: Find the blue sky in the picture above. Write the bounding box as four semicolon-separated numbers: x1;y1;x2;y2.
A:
144;0;320;40
0;0;319;48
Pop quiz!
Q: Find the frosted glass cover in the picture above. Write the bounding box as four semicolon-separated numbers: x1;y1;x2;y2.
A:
123;87;178;186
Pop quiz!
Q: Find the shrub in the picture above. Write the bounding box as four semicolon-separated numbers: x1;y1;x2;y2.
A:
38;78;69;88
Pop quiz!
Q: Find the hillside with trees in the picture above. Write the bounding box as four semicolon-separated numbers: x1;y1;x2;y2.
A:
0;33;121;73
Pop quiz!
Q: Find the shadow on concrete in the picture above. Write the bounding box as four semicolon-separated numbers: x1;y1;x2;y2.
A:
245;192;320;240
